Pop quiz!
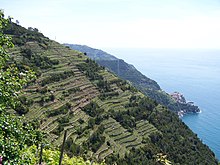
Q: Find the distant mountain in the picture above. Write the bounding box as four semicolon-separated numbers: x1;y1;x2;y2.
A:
64;44;118;61
63;44;161;91
64;44;200;116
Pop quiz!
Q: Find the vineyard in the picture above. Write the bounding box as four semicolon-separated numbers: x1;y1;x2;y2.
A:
4;22;218;164
9;39;162;162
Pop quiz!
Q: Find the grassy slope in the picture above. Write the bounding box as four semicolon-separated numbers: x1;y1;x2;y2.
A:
5;24;218;164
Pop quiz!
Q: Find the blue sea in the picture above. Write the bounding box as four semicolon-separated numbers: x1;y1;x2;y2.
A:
105;48;220;160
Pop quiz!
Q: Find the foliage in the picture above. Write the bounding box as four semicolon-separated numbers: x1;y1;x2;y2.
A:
82;102;108;128
0;114;42;164
64;124;106;157
82;102;104;117
106;94;218;164
3;21;48;46
47;103;71;117
21;145;106;165
0;65;35;110
110;96;157;130
86;124;105;152
105;145;160;165
21;48;59;69
0;11;42;164
41;70;74;86
147;106;218;164
14;102;29;115
77;58;104;80
0;12;35;111
97;79;112;93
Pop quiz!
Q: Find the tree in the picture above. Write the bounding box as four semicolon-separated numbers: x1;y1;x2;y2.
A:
0;10;42;164
0;12;35;110
28;27;34;31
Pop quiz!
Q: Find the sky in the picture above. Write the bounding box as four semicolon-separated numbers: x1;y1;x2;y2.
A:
1;0;220;49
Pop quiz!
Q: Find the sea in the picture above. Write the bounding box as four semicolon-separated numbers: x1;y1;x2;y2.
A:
104;48;220;160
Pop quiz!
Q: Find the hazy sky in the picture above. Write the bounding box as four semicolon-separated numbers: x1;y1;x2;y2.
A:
1;0;220;49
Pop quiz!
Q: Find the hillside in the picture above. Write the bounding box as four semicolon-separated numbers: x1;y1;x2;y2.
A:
64;44;200;116
63;44;160;91
4;23;218;164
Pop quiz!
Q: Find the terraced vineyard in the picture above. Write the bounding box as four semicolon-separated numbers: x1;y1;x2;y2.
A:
7;24;218;164
135;120;158;137
10;39;158;159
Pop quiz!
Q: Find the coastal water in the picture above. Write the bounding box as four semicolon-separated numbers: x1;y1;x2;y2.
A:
105;48;220;160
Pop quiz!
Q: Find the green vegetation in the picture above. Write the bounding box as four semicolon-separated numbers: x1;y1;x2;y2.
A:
15;145;105;165
0;11;104;165
1;11;218;164
3;20;48;46
0;11;42;164
65;44;201;114
77;58;104;81
41;70;74;86
47;103;71;117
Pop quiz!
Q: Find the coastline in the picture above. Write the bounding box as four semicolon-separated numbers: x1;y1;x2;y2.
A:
178;109;201;118
170;92;201;117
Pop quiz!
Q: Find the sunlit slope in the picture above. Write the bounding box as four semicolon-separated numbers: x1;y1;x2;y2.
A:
5;23;217;164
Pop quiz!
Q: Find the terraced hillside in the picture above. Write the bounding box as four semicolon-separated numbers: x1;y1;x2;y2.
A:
65;44;201;115
5;23;218;164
